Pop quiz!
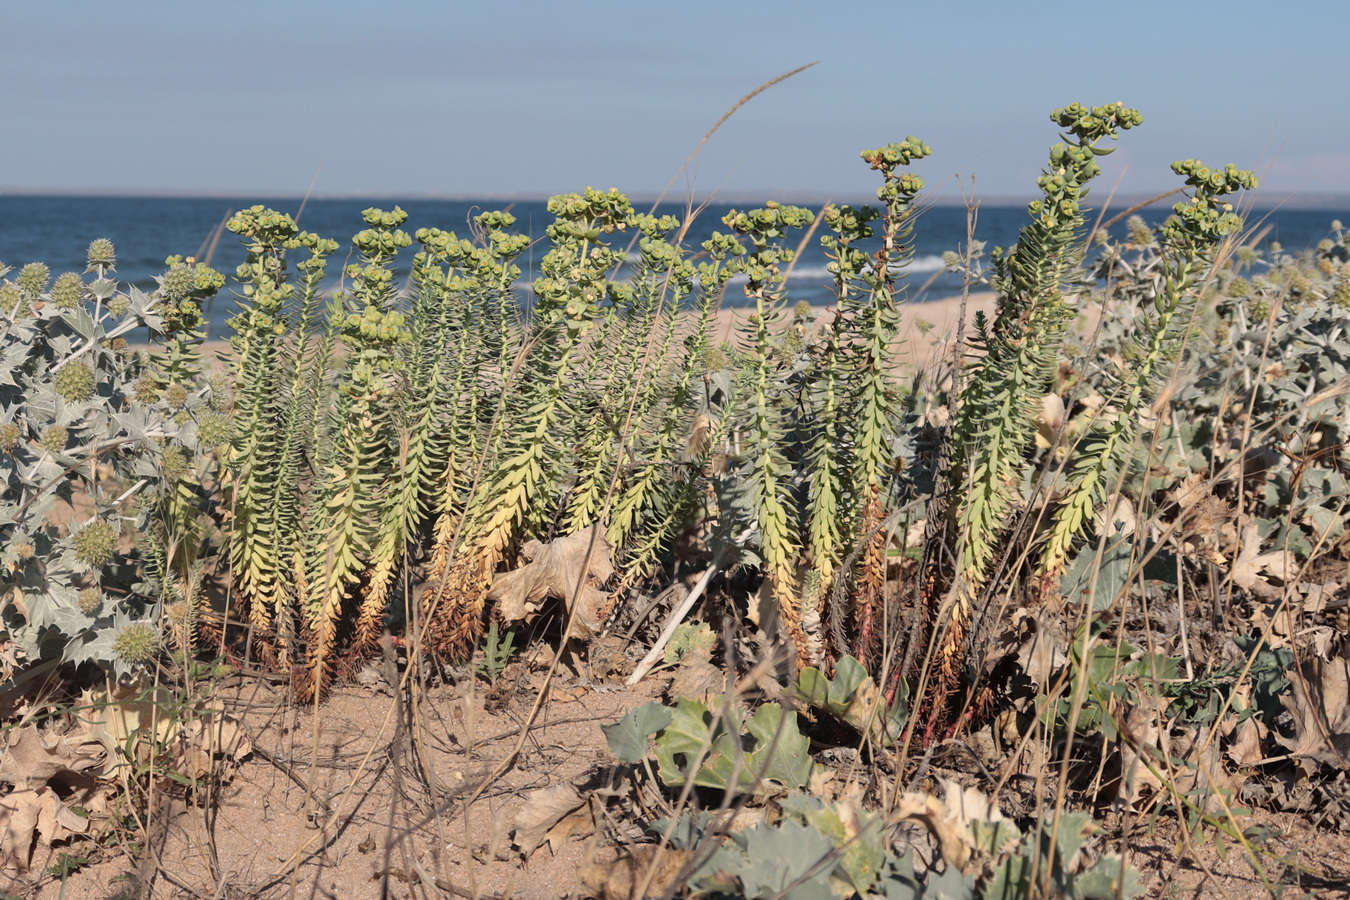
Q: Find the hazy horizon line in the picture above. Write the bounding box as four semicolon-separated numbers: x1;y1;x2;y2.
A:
5;185;1350;211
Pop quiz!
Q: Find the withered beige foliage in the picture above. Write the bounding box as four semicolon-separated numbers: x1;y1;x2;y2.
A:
1276;645;1350;774
0;725;106;872
511;782;593;857
487;525;614;639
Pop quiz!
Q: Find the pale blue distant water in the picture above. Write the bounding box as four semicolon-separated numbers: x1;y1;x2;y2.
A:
2;195;1345;340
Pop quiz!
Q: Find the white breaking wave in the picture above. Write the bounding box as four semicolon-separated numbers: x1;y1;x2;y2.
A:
518;254;953;296
781;255;948;279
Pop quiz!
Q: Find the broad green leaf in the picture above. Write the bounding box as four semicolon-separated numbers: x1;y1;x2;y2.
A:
601;701;673;763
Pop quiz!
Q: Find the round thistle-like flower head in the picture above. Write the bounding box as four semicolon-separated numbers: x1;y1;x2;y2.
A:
205;373;232;411
17;263;50;298
73;519;118;569
162;382;189;410
132;374;161;405
160;445;190;483
701;346;729;371
1331;280;1350;310
1126;215;1155;247
196;411;233;448
159;261;197;301
78;587;103;616
941;250;962;270
0;285;23;315
107;294;130;318
52;272;85;309
111;622;158;664
0;422;20;452
163;600;190;645
54;362;96;402
40;424;69;455
86;238;116;269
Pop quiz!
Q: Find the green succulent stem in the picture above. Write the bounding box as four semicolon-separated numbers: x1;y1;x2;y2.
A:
1039;161;1256;580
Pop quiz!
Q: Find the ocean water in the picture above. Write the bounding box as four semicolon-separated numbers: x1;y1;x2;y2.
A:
2;194;1345;341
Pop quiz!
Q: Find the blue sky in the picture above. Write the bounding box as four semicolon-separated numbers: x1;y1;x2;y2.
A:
4;0;1347;204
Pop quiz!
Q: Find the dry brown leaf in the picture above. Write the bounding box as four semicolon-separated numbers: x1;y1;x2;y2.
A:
1112;692;1170;808
579;845;693;900
1229;523;1298;600
1004;608;1069;697
667;657;723;705
488;525;614;639
1170;726;1249;815
81;685;251;785
1035;393;1065;449
0;726;107;871
889;778;1005;871
511;782;592;857
176;704;253;783
1227;715;1267;770
1275;647;1350;774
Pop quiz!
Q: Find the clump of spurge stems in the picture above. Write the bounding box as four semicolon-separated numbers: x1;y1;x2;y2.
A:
831;140;929;667
923;103;1144;730
719;202;818;662
420;189;716;657
300;208;411;698
1037;160;1258;582
223;208;340;665
210;101;1261;711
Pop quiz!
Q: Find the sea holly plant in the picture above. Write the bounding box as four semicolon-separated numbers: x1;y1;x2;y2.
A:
1;242;224;679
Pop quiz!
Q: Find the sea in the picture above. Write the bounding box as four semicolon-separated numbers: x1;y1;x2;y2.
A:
2;194;1345;341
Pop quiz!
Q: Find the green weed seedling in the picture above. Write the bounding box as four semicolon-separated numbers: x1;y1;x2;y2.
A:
475;619;517;684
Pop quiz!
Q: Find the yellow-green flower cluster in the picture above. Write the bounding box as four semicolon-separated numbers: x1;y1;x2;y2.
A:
162;382;189;409
17;263;50;298
160;445;190;482
40;425;69;455
0;285;23;315
86;238;115;269
196;411;233;448
77;587;103;615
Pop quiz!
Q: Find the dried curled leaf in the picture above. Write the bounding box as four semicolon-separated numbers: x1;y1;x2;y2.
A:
487;525;614;639
0;726;107;872
1228;523;1298;600
1275;646;1350;774
579;845;692;900
511;782;592;856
